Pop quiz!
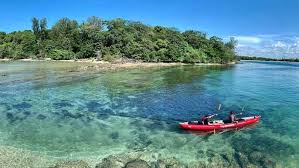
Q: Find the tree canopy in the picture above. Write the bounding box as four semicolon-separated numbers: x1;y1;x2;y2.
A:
0;17;237;63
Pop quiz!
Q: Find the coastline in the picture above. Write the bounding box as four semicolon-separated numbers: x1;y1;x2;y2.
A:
0;58;235;71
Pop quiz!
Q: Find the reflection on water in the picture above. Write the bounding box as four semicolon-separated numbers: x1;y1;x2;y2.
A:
0;61;298;167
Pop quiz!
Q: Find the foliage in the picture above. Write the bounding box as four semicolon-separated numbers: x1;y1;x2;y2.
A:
49;49;74;60
0;30;36;59
1;17;237;63
237;56;299;62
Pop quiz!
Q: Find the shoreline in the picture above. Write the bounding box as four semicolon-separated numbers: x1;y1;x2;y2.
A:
0;58;235;71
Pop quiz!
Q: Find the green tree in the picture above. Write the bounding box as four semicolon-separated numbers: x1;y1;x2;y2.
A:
40;18;48;41
32;17;40;37
225;37;237;50
50;18;79;52
2;16;236;63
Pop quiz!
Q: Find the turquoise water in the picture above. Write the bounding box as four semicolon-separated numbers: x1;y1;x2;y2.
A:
0;61;298;167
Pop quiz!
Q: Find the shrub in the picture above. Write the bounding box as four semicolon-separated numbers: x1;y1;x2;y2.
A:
0;44;10;58
76;44;95;59
49;49;74;60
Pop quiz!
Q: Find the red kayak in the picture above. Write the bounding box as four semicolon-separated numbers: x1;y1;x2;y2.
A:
179;116;261;131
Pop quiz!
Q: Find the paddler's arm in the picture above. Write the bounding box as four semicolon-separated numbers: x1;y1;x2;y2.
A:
207;114;218;118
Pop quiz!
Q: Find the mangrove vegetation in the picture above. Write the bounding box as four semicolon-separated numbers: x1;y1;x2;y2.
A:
0;17;237;63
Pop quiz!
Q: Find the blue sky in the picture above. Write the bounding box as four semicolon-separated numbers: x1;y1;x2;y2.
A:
1;0;299;58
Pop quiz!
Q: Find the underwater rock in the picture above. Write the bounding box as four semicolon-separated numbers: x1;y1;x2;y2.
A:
96;153;144;168
126;133;152;150
205;152;245;168
209;154;230;168
125;159;149;168
23;111;31;117
187;162;206;168
231;134;294;167
221;152;235;164
248;151;263;163
110;132;119;140
173;136;187;147
0;103;12;111
61;110;84;119
86;101;103;112
95;155;125;168
156;159;167;168
95;154;218;168
96;112;110;120
53;101;74;108
260;157;277;168
37;114;47;120
248;152;277;168
137;133;152;147
206;149;216;158
13;102;32;110
50;160;90;168
234;152;250;168
6;112;20;123
6;113;15;121
156;157;185;168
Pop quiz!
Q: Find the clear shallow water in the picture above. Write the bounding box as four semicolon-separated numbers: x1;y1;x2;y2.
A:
0;61;298;167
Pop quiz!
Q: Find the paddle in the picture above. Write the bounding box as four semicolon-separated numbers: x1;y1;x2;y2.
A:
207;104;221;118
210;103;222;117
218;104;222;111
211;103;222;117
236;106;245;116
201;104;222;124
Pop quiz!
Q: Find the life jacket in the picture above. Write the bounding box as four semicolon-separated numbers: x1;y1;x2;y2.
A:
201;116;209;125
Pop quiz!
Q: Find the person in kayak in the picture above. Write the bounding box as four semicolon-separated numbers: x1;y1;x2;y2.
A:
229;111;237;123
201;114;217;125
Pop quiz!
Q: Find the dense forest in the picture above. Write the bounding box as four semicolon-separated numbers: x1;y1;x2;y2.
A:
238;56;299;62
0;17;237;63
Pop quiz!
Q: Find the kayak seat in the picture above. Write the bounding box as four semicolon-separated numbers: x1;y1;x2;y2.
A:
188;121;201;125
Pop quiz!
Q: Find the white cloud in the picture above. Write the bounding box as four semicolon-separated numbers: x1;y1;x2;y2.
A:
273;41;286;48
233;36;262;44
236;44;247;47
230;34;299;58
